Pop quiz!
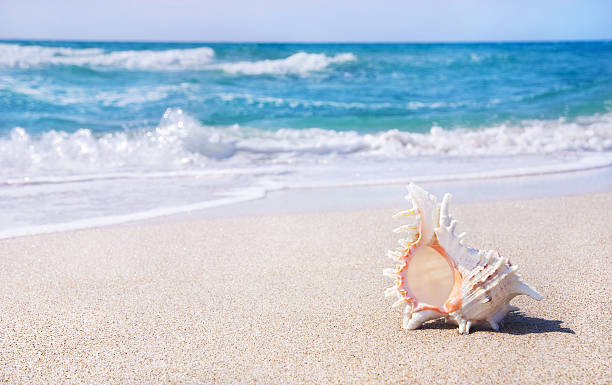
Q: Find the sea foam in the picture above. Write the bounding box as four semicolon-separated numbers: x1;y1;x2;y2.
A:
0;43;354;75
2;108;611;181
213;52;356;75
0;43;215;70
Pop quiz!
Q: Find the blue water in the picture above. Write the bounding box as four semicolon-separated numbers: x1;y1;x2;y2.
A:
0;40;611;237
2;41;612;135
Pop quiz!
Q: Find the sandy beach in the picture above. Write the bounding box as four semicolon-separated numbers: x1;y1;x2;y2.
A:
0;192;610;384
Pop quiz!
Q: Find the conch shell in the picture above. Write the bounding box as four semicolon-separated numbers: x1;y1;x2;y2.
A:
384;184;543;334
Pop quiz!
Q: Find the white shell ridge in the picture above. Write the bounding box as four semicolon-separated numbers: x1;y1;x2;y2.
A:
384;183;543;334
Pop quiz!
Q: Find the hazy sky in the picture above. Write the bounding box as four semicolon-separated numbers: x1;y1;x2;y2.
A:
1;0;610;42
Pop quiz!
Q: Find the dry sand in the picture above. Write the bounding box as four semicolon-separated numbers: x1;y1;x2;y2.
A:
0;193;610;384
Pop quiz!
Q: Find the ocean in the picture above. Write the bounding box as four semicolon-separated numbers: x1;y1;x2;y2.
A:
1;40;611;237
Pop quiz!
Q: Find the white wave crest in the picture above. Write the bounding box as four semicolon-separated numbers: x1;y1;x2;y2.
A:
361;116;612;156
1;109;611;180
214;52;356;75
0;43;355;74
0;109;233;177
0;43;215;70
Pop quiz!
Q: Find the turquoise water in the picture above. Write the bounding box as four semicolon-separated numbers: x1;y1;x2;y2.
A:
2;41;612;135
0;40;611;237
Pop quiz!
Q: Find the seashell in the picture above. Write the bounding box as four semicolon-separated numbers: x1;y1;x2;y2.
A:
384;183;543;334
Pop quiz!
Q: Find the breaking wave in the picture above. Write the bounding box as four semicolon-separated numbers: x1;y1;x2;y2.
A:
214;52;356;75
0;43;355;75
2;108;611;179
0;43;215;70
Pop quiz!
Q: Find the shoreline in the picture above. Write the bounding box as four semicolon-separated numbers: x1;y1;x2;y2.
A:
2;164;611;240
1;193;610;383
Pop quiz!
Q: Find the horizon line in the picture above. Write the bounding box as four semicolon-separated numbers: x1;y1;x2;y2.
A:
1;37;611;45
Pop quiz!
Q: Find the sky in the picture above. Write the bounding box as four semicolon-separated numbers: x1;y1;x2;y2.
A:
0;0;610;42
